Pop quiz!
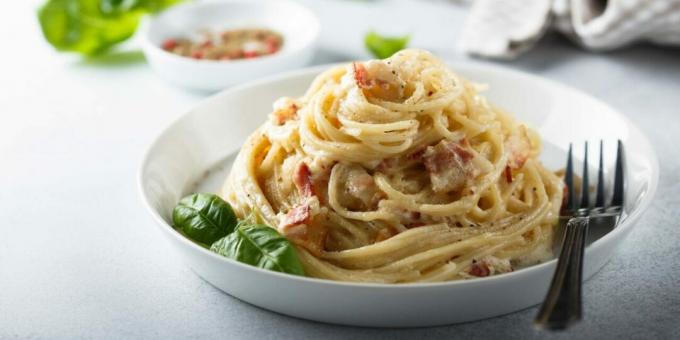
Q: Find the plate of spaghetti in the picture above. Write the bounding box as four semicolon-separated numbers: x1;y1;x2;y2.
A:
139;49;658;326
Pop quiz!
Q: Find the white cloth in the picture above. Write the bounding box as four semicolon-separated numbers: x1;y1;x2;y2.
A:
460;0;680;59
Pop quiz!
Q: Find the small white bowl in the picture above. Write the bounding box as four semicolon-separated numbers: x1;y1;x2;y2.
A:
142;0;320;92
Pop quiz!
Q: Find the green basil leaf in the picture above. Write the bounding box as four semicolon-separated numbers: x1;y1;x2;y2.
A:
135;0;184;13
211;225;305;276
38;0;143;55
173;193;238;246
37;0;184;55
364;31;410;59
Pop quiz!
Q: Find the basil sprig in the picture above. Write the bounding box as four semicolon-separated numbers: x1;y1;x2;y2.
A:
172;193;305;276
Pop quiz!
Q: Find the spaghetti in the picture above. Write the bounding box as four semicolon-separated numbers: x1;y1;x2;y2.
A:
221;49;563;283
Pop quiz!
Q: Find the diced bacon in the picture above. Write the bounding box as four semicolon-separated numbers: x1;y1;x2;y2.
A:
353;62;371;88
352;61;404;101
467;257;513;277
280;204;311;229
293;163;314;197
244;50;259;58
468;260;491;277
423;140;476;193
162;39;178;50
279;198;326;256
505;126;531;169
270;97;299;126
505;165;513;183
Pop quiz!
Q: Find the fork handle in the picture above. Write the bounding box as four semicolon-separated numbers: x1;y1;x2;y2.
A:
534;216;589;330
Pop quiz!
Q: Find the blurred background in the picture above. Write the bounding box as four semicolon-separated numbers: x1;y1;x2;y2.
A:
1;0;679;338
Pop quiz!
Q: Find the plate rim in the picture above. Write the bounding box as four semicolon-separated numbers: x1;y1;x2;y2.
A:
138;60;660;289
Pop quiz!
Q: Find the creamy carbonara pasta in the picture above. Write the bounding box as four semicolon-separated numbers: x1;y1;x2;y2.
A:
222;49;563;283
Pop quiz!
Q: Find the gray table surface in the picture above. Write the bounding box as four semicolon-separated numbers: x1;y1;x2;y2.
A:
1;1;679;339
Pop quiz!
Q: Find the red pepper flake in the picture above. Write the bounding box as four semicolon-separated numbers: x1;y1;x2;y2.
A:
161;39;177;51
427;90;433;96
191;51;204;59
505;165;513;183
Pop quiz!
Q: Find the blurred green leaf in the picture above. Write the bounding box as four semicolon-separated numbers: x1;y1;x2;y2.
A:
38;0;183;56
135;0;185;13
364;31;410;59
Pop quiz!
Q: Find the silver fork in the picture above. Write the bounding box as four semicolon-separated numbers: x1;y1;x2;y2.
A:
534;140;625;330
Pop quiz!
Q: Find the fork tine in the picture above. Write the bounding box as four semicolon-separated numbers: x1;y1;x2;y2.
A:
611;140;625;207
595;140;605;207
565;143;577;211
580;142;589;208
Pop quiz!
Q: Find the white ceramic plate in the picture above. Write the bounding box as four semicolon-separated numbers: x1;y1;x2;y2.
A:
143;0;319;92
138;63;658;327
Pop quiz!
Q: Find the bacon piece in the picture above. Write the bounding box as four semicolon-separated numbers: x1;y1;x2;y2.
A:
423;140;475;193
280;204;311;229
468;260;491;277
293;163;314;197
505;126;531;169
505;165;513;184
279;199;326;256
467;257;513;277
270;97;299;126
353;61;404;101
162;39;178;50
353;62;371;88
